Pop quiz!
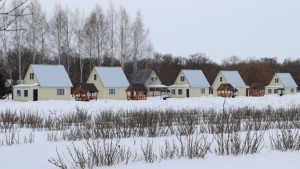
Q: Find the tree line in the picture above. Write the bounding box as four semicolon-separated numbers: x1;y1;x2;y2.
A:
0;0;152;87
1;0;299;96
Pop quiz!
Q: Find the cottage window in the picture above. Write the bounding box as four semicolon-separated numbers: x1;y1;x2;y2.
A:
151;77;154;81
17;90;21;97
220;77;223;82
29;73;34;80
109;89;116;95
291;88;294;93
94;74;97;80
178;89;182;95
274;89;278;94
275;78;279;83
180;76;185;82
268;89;272;94
57;89;65;95
24;90;28;97
171;89;176;95
201;88;205;94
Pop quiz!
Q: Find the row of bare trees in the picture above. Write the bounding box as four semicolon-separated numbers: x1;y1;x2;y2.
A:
0;0;153;85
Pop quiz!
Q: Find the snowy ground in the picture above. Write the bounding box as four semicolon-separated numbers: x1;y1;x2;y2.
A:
1;95;300;169
0;130;300;169
1;94;300;115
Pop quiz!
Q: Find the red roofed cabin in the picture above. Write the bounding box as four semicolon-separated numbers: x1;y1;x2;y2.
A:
249;83;265;97
74;83;99;101
126;84;148;100
217;83;237;98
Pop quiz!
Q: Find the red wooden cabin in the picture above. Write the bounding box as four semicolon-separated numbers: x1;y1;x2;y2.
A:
249;83;265;97
217;83;237;98
74;83;99;101
126;84;148;100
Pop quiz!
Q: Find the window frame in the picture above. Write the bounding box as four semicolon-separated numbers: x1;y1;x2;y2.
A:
178;89;182;95
109;88;116;95
291;88;294;93
171;89;176;95
180;76;185;82
94;74;97;80
24;90;28;97
29;73;34;80
17;90;21;97
57;89;65;96
201;88;205;94
268;89;272;94
275;78;279;83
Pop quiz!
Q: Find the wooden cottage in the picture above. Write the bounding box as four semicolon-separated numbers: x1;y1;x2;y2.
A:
74;83;99;101
249;83;265;97
126;84;148;100
212;70;248;97
217;83;237;98
129;69;167;96
87;67;129;100
13;65;73;101
168;69;210;98
265;73;298;96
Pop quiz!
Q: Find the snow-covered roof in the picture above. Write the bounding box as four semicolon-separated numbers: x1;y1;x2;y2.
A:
276;73;298;88
221;71;246;88
94;67;129;88
31;65;73;87
148;84;168;88
169;84;190;88
182;70;210;87
13;83;39;88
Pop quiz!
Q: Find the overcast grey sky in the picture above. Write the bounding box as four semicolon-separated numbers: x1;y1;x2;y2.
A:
39;0;300;63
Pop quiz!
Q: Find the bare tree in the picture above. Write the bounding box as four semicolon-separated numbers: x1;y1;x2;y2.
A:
72;9;85;83
83;11;96;71
131;11;150;71
49;4;66;65
11;0;26;82
93;5;107;66
106;3;118;65
25;0;44;64
62;7;73;74
118;7;131;68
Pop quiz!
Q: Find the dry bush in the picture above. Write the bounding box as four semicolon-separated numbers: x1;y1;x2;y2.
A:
270;129;300;151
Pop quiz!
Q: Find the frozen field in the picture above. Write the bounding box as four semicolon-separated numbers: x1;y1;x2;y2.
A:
1;94;300;114
0;95;300;169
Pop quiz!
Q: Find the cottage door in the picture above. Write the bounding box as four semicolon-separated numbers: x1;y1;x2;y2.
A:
33;89;38;101
186;89;190;98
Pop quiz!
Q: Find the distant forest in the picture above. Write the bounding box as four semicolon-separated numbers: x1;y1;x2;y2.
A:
1;0;300;91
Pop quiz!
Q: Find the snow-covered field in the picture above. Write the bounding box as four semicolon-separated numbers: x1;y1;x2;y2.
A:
1;94;300;115
1;95;300;169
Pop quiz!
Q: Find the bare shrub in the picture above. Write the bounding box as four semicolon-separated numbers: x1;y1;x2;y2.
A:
270;129;300;151
141;140;157;163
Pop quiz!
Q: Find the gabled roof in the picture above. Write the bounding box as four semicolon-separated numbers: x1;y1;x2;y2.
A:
129;69;153;84
218;83;238;92
76;83;99;93
182;70;210;87
94;67;129;88
250;83;265;90
31;65;73;87
126;84;148;92
276;73;298;88
220;71;246;88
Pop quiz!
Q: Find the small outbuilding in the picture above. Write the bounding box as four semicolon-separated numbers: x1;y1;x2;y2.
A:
249;83;265;97
74;83;99;101
217;83;237;98
126;84;148;100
